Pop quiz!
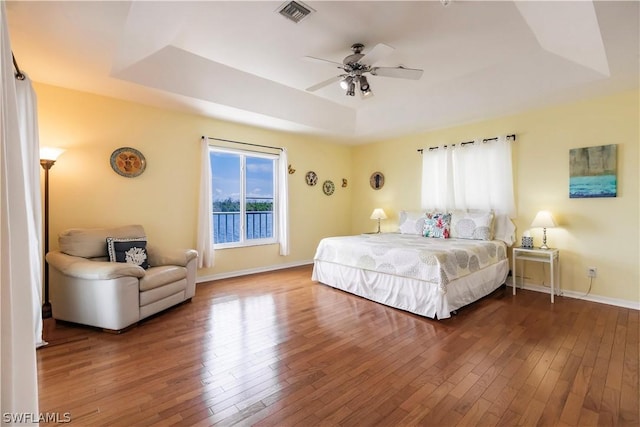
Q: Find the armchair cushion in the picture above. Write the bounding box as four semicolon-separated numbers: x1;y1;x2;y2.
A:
147;245;198;268
139;265;186;291
46;251;145;280
59;224;146;258
107;237;149;269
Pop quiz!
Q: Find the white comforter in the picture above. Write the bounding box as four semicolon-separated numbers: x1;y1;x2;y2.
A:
313;233;507;292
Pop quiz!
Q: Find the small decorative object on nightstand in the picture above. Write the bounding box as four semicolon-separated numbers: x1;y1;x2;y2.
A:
521;235;533;248
512;246;560;303
370;208;387;233
531;210;556;250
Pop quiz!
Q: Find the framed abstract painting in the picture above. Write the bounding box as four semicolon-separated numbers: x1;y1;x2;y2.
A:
569;144;617;198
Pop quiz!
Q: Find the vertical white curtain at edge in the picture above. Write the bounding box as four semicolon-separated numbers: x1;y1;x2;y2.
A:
16;76;44;349
277;148;289;256
1;0;41;421
421;135;516;217
197;137;214;268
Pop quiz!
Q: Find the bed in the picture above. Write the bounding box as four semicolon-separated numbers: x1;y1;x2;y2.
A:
311;210;514;319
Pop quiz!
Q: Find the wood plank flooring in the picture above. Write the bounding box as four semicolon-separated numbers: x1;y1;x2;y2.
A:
37;265;639;426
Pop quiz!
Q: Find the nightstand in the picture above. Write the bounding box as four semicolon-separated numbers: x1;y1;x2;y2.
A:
512;247;560;303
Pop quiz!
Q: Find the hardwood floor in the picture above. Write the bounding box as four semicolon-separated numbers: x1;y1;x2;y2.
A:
37;265;638;426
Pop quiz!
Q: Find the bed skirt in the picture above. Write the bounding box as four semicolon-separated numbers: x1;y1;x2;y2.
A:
312;258;508;320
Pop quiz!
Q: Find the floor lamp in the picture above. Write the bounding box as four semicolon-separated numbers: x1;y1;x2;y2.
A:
40;147;64;319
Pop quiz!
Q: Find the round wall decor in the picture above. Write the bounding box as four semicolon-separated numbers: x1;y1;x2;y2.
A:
110;147;146;178
305;171;318;186
370;171;385;190
322;180;335;196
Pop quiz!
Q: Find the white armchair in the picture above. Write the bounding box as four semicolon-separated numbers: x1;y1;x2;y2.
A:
45;224;198;332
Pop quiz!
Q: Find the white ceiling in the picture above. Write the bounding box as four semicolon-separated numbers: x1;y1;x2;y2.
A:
6;1;639;143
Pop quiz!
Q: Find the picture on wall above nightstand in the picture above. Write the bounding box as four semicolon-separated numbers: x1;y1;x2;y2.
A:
569;144;617;198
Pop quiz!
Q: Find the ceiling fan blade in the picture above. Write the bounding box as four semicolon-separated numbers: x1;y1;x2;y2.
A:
371;66;424;80
303;56;344;68
359;43;394;66
306;75;344;92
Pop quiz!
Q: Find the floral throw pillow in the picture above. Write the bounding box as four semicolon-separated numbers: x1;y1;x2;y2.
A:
423;212;451;239
106;237;149;269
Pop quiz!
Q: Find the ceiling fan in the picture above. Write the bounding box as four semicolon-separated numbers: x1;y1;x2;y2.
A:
305;43;424;98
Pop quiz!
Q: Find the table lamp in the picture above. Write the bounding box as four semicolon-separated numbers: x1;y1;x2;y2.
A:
370;208;387;233
530;210;556;250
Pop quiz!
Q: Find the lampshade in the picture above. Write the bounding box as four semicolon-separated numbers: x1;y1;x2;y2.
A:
531;210;557;229
370;208;387;220
40;147;65;161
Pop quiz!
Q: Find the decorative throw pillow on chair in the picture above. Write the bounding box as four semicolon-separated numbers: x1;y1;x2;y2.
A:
106;237;149;269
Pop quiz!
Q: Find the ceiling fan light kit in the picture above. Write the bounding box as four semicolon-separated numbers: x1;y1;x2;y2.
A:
305;43;424;98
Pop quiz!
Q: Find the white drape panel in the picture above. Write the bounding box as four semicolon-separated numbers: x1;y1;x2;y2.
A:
421;145;453;211
16;76;45;349
196;137;214;268
421;136;516;217
1;1;40;421
277;148;289;256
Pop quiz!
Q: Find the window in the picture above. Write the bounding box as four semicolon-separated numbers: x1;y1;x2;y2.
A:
210;147;278;248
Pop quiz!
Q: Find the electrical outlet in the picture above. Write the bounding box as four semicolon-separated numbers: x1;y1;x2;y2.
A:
587;267;597;278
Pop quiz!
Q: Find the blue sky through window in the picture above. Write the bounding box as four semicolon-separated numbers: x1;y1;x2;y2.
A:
210;152;274;201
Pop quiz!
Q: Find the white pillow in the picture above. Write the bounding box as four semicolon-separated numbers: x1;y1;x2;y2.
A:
450;210;494;240
398;210;428;235
493;214;516;246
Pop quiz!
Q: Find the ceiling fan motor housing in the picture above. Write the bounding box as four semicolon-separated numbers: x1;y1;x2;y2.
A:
343;42;366;67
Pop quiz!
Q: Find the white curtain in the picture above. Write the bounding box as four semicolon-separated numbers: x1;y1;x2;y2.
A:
1;0;41;421
421;145;454;211
16;76;44;348
196;137;214;268
277;148;289;256
421;135;516;217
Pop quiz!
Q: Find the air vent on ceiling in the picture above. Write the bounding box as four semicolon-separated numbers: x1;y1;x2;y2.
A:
277;1;314;23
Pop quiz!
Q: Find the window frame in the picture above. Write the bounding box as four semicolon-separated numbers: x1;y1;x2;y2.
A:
209;146;279;249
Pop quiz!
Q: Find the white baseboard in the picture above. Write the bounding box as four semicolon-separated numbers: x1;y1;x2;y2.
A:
196;260;314;283
506;277;640;311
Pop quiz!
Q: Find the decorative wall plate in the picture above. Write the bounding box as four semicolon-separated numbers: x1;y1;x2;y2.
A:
322;180;335;196
110;147;146;178
305;171;318;186
370;171;385;190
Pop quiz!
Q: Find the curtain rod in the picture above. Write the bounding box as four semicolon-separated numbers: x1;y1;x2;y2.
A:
203;136;283;152
417;134;516;154
12;52;25;80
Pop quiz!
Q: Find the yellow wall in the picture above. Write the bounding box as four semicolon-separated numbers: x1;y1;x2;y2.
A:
352;90;639;304
36;82;638;305
35;83;353;278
